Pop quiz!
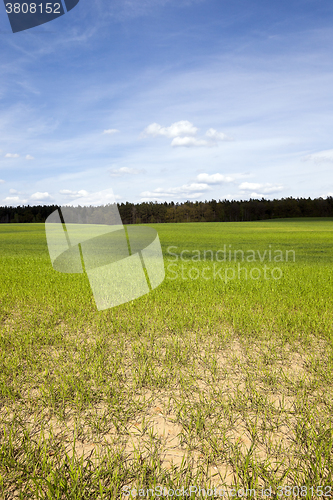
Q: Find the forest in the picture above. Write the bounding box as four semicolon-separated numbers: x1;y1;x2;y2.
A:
0;196;333;224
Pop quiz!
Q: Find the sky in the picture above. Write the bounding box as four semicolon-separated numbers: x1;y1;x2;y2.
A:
0;0;333;206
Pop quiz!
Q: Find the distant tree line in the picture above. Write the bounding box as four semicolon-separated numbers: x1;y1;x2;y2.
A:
1;196;333;224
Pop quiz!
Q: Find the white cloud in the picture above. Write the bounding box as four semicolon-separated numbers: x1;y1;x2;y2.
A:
196;173;236;184
239;182;284;194
141;182;210;200
5;153;20;158
247;192;272;198
3;196;28;205
26;155;35;160
171;136;212;148
239;182;263;190
9;189;19;193
142;120;198;138
142;121;232;148
103;129;119;135
59;189;89;198
0;179;5;184
62;188;121;206
109;166;146;176
4;196;20;202
302;149;333;163
31;192;52;201
205;128;233;142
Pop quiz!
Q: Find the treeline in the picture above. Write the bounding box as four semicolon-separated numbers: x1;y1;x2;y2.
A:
1;196;333;224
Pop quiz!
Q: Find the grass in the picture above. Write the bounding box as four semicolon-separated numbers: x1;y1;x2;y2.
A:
0;218;333;497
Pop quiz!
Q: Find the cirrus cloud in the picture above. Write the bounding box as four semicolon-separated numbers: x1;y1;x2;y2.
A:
109;166;146;176
302;149;333;163
103;129;119;135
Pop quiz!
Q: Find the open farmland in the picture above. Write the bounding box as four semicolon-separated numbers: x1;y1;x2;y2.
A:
0;219;333;497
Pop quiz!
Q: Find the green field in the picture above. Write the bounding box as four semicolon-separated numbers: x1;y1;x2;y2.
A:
1;219;333;497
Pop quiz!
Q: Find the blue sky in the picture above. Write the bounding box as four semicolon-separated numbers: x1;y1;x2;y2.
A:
0;0;333;206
